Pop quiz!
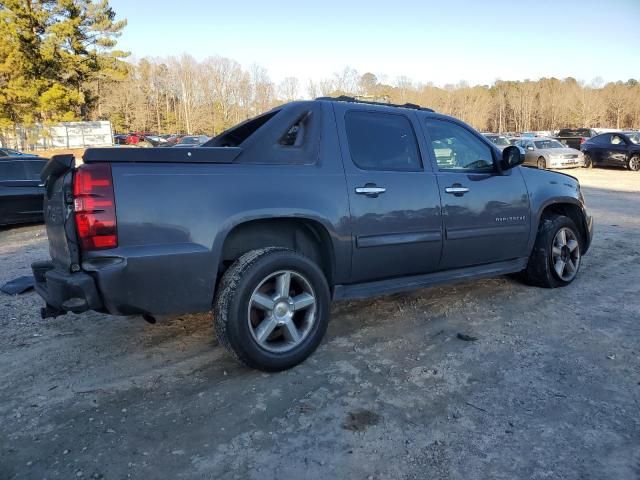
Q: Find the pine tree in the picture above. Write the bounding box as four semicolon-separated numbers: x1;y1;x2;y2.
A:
0;0;127;127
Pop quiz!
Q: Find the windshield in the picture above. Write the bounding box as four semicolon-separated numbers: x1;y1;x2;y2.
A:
534;140;564;149
491;136;510;146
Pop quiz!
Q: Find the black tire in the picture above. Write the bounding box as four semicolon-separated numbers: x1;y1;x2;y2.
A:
522;214;582;288
213;247;330;371
628;155;640;172
537;157;546;170
583;152;593;169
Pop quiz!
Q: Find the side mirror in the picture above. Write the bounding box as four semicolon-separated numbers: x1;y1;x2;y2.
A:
527;145;534;151
501;146;525;170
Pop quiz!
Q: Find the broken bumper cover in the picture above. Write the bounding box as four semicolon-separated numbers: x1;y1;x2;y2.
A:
32;261;103;316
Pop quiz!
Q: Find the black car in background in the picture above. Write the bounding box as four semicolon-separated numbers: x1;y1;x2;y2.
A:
0;148;39;158
0;156;48;226
581;131;640;171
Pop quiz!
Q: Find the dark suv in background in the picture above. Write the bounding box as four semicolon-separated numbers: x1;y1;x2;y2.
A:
0;156;47;226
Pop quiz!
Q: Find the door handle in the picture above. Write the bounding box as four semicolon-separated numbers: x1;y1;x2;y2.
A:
445;185;469;196
355;185;386;197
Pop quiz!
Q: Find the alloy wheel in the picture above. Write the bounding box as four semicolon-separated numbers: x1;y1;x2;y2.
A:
247;270;317;353
551;227;580;282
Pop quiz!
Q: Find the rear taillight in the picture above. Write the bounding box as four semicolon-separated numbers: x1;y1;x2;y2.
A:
580;137;586;144
73;163;117;250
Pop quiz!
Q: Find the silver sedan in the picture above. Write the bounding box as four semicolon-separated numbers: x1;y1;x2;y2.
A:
517;138;585;169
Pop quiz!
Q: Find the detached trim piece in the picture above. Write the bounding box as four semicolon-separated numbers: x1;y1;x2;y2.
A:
356;231;441;248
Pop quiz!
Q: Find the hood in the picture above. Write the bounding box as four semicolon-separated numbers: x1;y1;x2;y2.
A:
540;147;581;156
521;164;579;185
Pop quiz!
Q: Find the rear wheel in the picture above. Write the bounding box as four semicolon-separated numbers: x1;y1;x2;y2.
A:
213;248;330;371
537;157;547;169
628;155;640;172
522;214;582;288
583;152;593;169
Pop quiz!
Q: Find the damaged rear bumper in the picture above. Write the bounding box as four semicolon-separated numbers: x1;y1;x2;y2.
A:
32;261;103;318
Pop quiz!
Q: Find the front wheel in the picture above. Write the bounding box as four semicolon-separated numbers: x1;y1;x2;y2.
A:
537;157;547;170
628;155;640;172
213;248;330;371
522;214;582;288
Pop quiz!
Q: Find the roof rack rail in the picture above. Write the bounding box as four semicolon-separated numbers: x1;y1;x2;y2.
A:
315;95;434;112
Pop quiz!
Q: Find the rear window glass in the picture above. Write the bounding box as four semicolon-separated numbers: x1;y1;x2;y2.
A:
558;129;592;137
345;111;421;171
0;161;26;180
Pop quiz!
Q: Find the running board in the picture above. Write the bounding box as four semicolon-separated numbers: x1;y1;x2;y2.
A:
333;257;528;301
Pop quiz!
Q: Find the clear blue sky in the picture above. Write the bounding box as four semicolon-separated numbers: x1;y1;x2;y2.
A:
109;0;640;87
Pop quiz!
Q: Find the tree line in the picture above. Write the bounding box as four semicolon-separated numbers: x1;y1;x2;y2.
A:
2;2;639;141
99;58;640;136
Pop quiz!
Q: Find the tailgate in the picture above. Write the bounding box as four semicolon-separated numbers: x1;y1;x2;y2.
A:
42;155;80;270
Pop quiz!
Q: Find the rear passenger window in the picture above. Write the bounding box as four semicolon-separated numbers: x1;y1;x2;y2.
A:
345;111;421;171
0;161;27;180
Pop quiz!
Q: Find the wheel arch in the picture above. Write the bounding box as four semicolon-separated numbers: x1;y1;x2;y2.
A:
537;201;590;252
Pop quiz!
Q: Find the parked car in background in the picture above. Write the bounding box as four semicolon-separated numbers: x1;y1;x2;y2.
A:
173;135;210;147
581;131;640;171
164;134;184;146
0;156;47;226
482;134;511;151
554;128;597;149
516;137;584;169
113;135;128;145
125;132;154;145
141;135;170;147
0;148;39;158
32;97;592;371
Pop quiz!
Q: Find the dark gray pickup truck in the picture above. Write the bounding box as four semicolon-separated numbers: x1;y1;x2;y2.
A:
33;97;593;371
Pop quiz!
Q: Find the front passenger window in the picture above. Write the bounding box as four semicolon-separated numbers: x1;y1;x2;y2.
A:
425;119;494;172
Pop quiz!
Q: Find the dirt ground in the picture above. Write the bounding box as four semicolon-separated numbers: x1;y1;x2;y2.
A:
1;168;639;479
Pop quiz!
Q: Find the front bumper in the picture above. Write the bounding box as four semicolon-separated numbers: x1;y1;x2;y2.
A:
32;261;103;317
548;156;585;169
548;160;585;169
